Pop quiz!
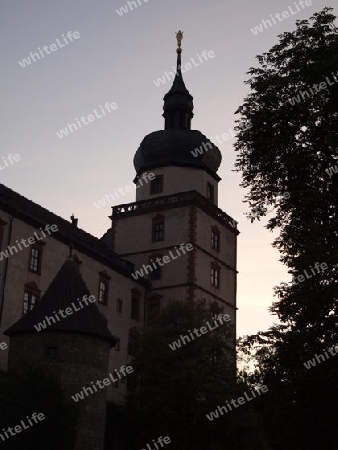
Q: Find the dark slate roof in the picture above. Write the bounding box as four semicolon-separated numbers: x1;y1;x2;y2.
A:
0;183;146;285
134;129;222;180
134;50;221;179
5;258;116;346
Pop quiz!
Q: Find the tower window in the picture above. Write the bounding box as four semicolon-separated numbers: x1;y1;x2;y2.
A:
152;216;165;242
211;264;220;289
211;227;220;251
150;176;163;195
149;254;162;280
207;182;214;202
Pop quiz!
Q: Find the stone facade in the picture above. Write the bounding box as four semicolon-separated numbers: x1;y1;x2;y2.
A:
0;191;146;404
7;332;111;450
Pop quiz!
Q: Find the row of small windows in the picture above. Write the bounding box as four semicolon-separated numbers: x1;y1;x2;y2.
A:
152;216;220;254
148;176;216;204
22;282;143;319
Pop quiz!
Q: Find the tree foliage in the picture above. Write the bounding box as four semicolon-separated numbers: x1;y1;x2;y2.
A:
0;368;79;450
235;8;338;449
116;300;269;450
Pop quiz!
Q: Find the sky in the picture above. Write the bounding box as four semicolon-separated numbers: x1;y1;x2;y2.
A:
0;0;336;337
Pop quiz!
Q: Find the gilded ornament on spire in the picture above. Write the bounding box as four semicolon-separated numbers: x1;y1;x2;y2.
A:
176;30;183;54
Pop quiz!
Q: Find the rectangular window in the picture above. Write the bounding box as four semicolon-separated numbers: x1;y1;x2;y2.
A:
150;176;163;195
128;328;139;356
131;297;140;320
207;182;214;202
117;298;123;313
98;271;111;305
211;265;220;289
23;290;39;315
131;290;140;321
29;246;42;274
152;218;164;242
149;255;162;280
211;228;220;251
98;280;108;304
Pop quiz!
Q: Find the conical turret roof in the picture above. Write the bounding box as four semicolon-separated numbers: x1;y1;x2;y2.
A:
5;258;116;346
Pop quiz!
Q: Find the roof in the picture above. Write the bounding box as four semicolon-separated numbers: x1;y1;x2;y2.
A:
5;258;116;346
0;182;146;284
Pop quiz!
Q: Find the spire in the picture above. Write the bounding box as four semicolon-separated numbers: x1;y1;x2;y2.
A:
163;30;194;130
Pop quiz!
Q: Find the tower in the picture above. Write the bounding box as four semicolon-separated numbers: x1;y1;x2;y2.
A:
5;257;115;450
110;32;238;329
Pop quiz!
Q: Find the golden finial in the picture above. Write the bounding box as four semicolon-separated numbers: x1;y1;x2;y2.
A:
176;30;183;54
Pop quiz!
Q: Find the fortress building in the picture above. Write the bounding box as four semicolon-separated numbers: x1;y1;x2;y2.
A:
0;31;238;449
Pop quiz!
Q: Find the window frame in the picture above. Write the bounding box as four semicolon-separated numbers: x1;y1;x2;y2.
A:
116;298;123;313
148;254;163;280
150;175;163;195
152;215;165;242
207;182;215;203
211;263;220;289
131;289;141;321
128;327;140;356
23;282;41;315
98;270;111;305
28;242;45;275
211;226;220;252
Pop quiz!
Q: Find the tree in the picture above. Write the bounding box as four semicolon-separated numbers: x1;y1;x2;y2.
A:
115;300;269;450
0;368;79;450
235;7;338;449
